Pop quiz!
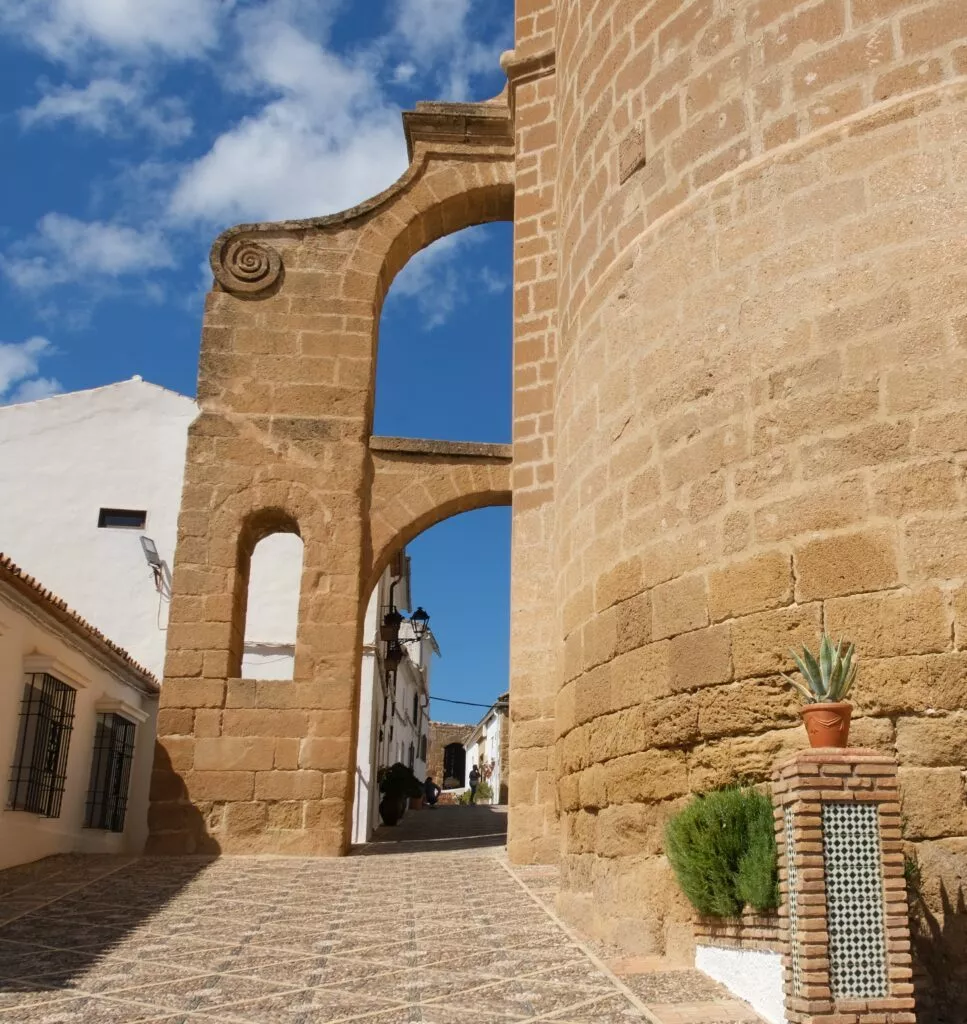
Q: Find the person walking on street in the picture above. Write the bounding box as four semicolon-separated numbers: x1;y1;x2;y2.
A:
468;764;481;805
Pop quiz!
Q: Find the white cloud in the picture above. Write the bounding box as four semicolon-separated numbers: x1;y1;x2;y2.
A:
388;232;471;329
392;61;417;85
393;0;508;100
480;266;509;293
1;0;224;62
6;213;175;291
0;338;62;404
20;76;193;143
169;12;408;224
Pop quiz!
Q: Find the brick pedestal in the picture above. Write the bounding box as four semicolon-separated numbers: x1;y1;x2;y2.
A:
773;749;916;1024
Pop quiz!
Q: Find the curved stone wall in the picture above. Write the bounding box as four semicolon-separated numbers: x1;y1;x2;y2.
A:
548;0;967;1008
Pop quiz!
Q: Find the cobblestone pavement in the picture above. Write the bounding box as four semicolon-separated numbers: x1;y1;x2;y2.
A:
0;808;763;1023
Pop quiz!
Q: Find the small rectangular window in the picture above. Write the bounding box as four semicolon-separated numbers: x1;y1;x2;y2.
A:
98;508;147;529
84;713;137;832
8;673;76;818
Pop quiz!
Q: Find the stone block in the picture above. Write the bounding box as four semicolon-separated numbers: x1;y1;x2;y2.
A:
905;514;967;581
825;588;951;658
157;737;194;773
668;624;732;692
186;771;255;802
688;727;807;791
730;603;823;678
697;679;800;740
267;801;304;829
222;709;309;738
254;770;324;801
873;460;959;516
610;642;671;709
194;737;275;772
603;749;689;805
853;654;967;716
299;737;352;771
161;679;226;709
652;574;709;640
794;529;899;601
225;801;268;835
157;709;194;737
707;551;793;622
899;768;967;840
615;591;652;654
896;715;967;768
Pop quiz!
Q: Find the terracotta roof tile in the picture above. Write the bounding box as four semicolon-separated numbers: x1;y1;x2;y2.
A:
0;553;160;693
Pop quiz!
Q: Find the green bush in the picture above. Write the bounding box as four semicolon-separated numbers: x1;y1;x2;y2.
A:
665;787;779;918
457;780;494;804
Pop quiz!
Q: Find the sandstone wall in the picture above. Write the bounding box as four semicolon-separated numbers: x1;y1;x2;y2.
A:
542;0;967;1016
427;722;472;786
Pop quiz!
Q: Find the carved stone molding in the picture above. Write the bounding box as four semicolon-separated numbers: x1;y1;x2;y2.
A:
210;235;283;296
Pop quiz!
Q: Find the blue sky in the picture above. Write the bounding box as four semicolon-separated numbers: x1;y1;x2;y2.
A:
0;0;515;724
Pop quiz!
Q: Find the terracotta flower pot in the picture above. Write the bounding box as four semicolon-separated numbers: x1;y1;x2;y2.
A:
409;796;424;810
800;701;852;748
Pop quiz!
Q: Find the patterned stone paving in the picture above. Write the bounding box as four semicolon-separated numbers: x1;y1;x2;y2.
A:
0;808;763;1023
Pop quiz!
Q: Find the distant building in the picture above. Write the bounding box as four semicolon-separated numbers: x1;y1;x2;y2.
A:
427;721;472;791
0;553;158;870
352;552;435;844
464;692;509;805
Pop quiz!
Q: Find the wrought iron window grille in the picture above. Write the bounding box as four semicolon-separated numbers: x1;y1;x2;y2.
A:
84;713;137;832
7;673;77;818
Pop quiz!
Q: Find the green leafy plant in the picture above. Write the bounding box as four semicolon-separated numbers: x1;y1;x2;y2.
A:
904;855;922;896
781;633;857;704
457;780;494;804
665;787;779;918
377;762;423;800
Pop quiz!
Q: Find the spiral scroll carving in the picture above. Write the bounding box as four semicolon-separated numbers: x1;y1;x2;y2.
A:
211;237;283;296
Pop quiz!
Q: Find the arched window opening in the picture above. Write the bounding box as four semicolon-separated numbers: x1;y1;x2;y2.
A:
375;222;512;444
443;743;466;789
241;532;303;680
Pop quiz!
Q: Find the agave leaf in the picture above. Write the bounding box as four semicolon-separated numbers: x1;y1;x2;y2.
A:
781;672;814;702
839;657;858;700
819;634;834;690
826;637;845;696
800;645;825;697
789;650;817;693
834;643;855;701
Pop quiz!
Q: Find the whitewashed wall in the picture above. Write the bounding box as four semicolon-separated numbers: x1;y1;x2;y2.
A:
0;589;157;870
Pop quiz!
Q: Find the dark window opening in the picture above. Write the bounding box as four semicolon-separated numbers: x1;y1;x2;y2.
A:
408;742;415;770
98;508;147;529
8;673;76;818
419;735;427;762
84;713;136;832
442;742;466;789
412;693;418;723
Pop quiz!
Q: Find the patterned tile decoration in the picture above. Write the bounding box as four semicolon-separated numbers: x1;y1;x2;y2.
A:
821;801;889;1001
783;811;803;998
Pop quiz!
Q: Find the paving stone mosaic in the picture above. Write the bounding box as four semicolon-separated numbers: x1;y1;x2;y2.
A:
0;807;763;1023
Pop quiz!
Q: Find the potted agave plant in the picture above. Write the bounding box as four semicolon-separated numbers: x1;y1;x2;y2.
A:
781;633;857;748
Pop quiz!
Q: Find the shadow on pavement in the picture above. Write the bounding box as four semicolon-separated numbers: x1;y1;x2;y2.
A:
354;804;508;855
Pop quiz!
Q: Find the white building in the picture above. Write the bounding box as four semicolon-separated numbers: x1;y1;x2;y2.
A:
0;553;158;870
0;378;433;850
352;553;436;844
464;692;509;805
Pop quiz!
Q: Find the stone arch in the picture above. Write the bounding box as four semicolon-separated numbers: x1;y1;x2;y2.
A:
366;438;512;592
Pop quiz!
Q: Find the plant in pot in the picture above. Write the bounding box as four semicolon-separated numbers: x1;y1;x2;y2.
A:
781;633;857;748
377;762;423;826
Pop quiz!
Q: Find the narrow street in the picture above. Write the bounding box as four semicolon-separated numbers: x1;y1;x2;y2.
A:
0;808;762;1023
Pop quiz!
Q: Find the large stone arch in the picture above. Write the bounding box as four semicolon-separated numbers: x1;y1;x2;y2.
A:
149;95;527;859
367;436;512;592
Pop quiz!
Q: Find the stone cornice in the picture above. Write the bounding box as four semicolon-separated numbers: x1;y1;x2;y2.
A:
403;100;513;162
370;436;512;461
500;47;556;119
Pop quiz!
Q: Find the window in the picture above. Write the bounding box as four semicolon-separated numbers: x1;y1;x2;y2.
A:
419;735;427;761
84;713;136;832
98;508;147;529
8;673;76;817
408;742;415;770
412;693;418;723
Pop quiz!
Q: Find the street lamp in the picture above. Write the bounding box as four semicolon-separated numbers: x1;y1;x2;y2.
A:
381;606;431;646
